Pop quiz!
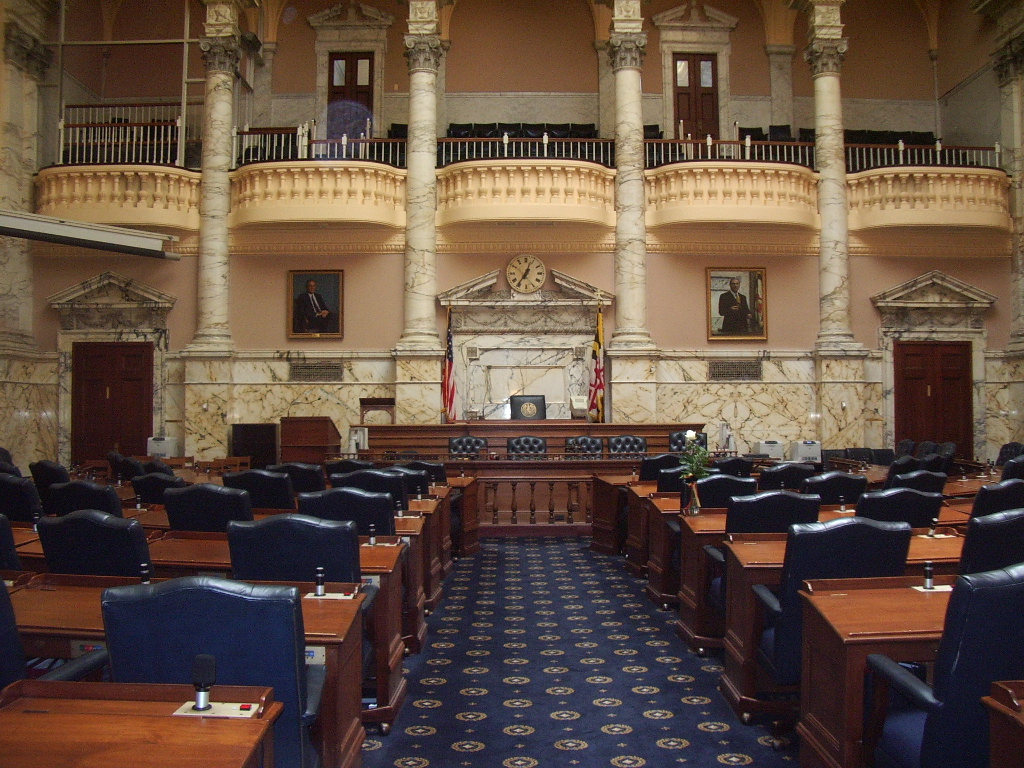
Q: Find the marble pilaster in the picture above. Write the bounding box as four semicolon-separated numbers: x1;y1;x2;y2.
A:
766;44;796;130
609;30;654;350
995;36;1024;352
251;41;275;125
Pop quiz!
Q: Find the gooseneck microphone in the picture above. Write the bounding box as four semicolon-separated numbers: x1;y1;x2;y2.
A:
191;653;216;711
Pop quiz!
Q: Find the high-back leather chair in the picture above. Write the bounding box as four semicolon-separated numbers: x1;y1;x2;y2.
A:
228;514;361;583
997;442;1024;467
385;466;431;496
969;478;1024;519
0;513;20;570
895;439;916;458
757;462;816;491
44;479;123;518
37;509;150;578
0;472;43;523
324;458;375;476
565;435;602;458
668;431;689;453
329;469;409;512
657;465;689;494
507;435;548;459
639;453;680;481
709;456;754;478
222;469;296;510
108;451;145;483
888;470;947;494
101;576;323;768
396;460;447;484
1001;454;1024;481
918;453;945;473
143;458;176;476
856;487;944;529
448;436;486;458
0;447;12;465
884;454;921;487
936;442;956;473
800;471;868;505
724;490;821;534
914;440;938;459
821;448;848;469
864;565;1024;768
846;447;873;464
28;460;71;507
608;435;647;459
266;463;327;494
694;475;757;510
871;448;896;466
131;472;187;505
0;461;20;477
163;483;254;532
297;487;396;536
755;518;911;687
959;509;1024;575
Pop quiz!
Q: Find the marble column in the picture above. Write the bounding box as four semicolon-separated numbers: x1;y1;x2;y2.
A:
766;44;796;131
251;41;275;127
397;34;442;351
0;21;50;353
996;36;1024;353
609;32;654;350
187;35;240;354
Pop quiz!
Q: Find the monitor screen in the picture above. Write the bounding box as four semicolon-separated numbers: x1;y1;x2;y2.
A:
509;395;546;420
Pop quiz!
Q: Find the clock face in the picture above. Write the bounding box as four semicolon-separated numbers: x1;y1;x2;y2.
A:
506;255;546;294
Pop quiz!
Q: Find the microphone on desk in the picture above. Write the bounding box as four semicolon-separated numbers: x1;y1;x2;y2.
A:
140;563;151;584
192;654;216;711
315;566;326;596
369;524;377;547
928;518;938;538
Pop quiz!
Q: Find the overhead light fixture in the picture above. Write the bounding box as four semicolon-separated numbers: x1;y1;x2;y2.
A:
0;209;179;260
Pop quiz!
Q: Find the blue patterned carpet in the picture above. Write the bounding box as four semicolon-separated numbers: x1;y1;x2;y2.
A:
362;536;797;767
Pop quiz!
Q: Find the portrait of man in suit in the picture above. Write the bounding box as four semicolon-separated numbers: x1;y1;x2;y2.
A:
708;269;766;340
290;271;342;337
718;277;752;335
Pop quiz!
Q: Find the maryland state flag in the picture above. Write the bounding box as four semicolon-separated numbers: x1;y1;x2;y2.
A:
587;308;605;423
442;307;457;422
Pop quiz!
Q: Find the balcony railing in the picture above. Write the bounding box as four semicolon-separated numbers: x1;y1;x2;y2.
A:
438;136;616;168
59;102;203;168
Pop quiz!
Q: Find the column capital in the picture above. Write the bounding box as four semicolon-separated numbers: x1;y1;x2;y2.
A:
608;32;647;71
764;43;797;57
404;34;444;74
804;37;848;75
4;21;52;80
994;33;1024;87
200;36;242;72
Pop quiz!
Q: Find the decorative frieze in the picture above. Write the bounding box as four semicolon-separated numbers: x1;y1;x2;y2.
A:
4;22;51;79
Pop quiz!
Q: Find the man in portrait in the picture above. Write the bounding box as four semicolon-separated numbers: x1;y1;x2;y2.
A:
718;276;753;335
294;279;332;334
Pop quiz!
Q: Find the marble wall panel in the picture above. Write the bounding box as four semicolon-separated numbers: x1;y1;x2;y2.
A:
613;382;658;424
0;356;58;465
395;382;440;425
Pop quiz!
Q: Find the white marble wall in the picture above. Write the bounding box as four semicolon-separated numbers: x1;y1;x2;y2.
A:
0;355;57;466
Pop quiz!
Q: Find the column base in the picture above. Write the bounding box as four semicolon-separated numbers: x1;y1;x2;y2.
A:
395;331;442;351
0;332;38;356
609;327;655;350
184;330;233;356
1005;338;1024;357
814;332;864;354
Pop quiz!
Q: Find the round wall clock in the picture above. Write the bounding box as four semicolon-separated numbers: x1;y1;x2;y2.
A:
506;254;547;294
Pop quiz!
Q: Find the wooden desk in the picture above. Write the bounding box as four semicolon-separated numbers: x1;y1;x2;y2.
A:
985;681;1024;768
797;575;953;768
9;573;366;768
644;494;682;608
719;533;963;723
623;481;658;576
591;474;636;555
395;516;427;653
447;476;479;556
0;679;282;768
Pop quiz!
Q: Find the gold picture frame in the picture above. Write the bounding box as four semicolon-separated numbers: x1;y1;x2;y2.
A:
288;270;343;338
707;267;767;341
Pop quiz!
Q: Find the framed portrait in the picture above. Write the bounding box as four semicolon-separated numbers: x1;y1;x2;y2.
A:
288;270;343;338
707;267;767;341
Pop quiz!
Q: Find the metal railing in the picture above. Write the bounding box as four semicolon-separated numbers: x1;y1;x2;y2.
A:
60;118;182;166
438;135;615;167
308;136;407;166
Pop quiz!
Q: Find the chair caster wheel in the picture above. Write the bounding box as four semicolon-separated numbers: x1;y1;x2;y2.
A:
740;712;753;725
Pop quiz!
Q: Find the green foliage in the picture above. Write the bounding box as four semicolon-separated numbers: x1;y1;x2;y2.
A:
680;442;710;480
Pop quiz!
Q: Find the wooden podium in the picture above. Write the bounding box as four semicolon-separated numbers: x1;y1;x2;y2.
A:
279;417;341;464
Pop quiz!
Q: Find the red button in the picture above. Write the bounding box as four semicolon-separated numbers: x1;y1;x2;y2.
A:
240;704;253;711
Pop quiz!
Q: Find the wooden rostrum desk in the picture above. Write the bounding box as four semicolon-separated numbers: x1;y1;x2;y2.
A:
8;573;366;768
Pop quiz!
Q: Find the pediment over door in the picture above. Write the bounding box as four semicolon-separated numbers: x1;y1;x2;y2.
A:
871;270;995;331
47;271;176;333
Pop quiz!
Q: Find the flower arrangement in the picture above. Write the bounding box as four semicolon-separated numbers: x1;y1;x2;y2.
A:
679;430;710;480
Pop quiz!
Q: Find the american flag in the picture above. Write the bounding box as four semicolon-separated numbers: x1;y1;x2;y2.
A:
588;308;605;423
442;307;457;422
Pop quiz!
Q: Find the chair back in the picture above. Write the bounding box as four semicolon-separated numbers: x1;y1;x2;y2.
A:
855;487;944;529
936;442;957;473
44;479;123;518
228;514;361;583
0;447;11;465
28;460;71;506
37;510;150;577
694;474;757;510
895;439;916;458
959;509;1024;574
668;431;689;453
0;584;25;690
970;478;1024;519
997;442;1024;467
565;435;602;458
709;456;754;477
222;469;296;510
724;490;820;534
396;460;447;484
846;447;873;464
448;436;486;458
266;463;327;494
0;514;20;571
883;454;921;487
1001;454;1024;481
297;487;396;536
0;472;43;522
918;453;945;472
761;517;911;685
329;469;409;511
102;577;313;768
385;466;431;496
608;435;647;458
871;448;896;466
914;440;938;458
639;453;680;481
757;462;816;491
324;458;375;476
888;469;947;494
131;472;187;505
656;465;689;494
163;483;254;532
143;459;175;476
507;436;548;459
800;471;868;505
0;461;20;476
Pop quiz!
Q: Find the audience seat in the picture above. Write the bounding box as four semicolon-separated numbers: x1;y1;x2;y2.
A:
297;487;396;536
163;483;253;532
800;471;868;505
222;469;296;510
28;460;71;507
969;478;1024;519
266;463;327;494
958;509;1024;575
44;479;123;518
37;509;150;578
131;472;187;505
855;487;943;529
639;453;680;481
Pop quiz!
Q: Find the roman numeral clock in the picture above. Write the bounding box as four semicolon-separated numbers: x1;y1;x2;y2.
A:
506;254;547;295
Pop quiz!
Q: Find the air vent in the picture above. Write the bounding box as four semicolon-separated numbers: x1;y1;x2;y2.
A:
709;359;762;381
289;360;344;382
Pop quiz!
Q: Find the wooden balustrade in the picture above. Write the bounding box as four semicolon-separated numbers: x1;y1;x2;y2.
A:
481;475;590;527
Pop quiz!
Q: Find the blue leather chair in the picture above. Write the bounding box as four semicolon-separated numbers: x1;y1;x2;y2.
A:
37;510;150;578
108;451;145;483
0;461;20;476
997;442;1024;466
222;469;295;510
395;460;447;484
1001;454;1024;481
846;447;874;464
565;435;602;458
709;456;754;478
657;465;689;494
143;458;176;476
130;472;187;505
800;471;868;505
872;448;897;466
44;479;123;518
0;513;20;570
266;463;327;494
694;475;757;510
0;447;11;465
883;455;921;487
385;466;430;497
969;478;1024;519
507;435;548;459
856;488;944;529
608;434;647;459
757;462;817;491
324;458;375;476
864;565;1024;768
0;472;43;523
28;460;71;507
163;483;253;532
755;518;911;688
895;439;916;458
297;487;396;536
917;453;944;473
101;576;323;768
668;430;706;452
228;514;361;583
639;453;680;481
958;509;1024;574
914;441;938;459
888;470;946;494
329;469;409;512
448;436;486;458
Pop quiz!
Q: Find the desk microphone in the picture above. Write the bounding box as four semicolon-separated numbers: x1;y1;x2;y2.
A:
928;518;938;538
139;563;151;584
315;566;326;597
191;654;216;711
369;524;377;546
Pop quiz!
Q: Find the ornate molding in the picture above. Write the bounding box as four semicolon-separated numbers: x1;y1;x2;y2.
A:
4;22;52;79
994;34;1024;86
404;34;443;73
407;0;438;35
804;37;848;75
609;32;647;71
200;37;242;73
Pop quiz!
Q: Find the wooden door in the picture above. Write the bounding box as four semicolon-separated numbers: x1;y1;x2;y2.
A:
327;52;374;140
71;342;154;463
673;53;719;139
894;341;973;458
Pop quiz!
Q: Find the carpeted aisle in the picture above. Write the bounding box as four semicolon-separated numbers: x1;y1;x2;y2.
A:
362;536;797;767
